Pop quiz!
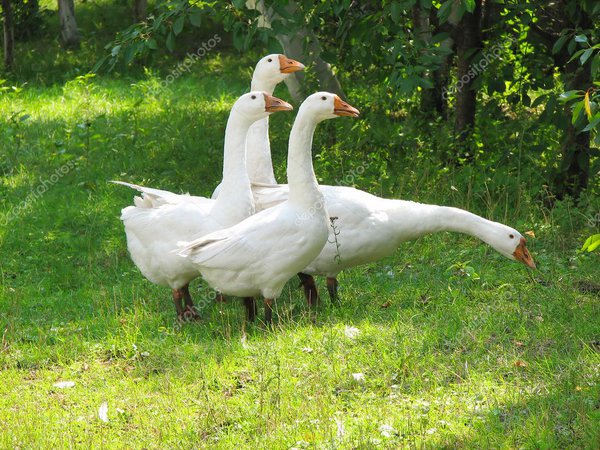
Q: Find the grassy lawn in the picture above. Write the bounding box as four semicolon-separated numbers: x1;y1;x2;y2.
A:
1;3;600;448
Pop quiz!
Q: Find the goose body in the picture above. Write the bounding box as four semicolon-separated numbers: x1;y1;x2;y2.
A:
179;201;330;299
113;92;293;318
252;182;536;302
180;93;360;322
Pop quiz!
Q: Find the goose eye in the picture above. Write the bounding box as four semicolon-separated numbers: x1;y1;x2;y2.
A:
509;234;514;239
321;96;327;101
251;95;256;99
267;58;272;62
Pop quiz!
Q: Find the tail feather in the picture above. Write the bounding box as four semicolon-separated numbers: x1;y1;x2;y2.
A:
111;180;190;209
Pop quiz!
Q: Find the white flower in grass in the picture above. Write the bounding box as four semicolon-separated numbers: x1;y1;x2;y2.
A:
98;402;109;423
351;373;365;382
302;347;313;353
240;333;249;349
53;381;75;388
335;416;345;438
344;326;360;339
426;427;437;435
379;424;397;438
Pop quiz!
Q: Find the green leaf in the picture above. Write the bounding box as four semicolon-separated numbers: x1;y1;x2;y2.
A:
552;35;568;54
572;101;584;125
568;48;585;63
463;0;476;13
583;116;600;132
232;28;244;51
391;2;402;24
146;38;158;50
123;45;136;65
232;0;245;8
589;240;600;252
580;48;594;65
581;234;600;252
189;12;202;27
91;55;108;73
592;54;600;78
437;0;453;22
173;16;185;36
166;32;175;52
574;34;588;43
559;90;583;102
531;94;547;108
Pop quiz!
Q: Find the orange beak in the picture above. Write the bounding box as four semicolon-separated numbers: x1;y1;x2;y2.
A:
513;237;536;269
263;93;293;112
333;95;360;117
278;54;305;74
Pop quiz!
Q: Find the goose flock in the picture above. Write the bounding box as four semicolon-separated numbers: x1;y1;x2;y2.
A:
114;54;536;325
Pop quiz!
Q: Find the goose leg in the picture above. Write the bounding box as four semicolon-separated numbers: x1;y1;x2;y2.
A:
326;277;340;306
243;297;257;322
264;298;274;325
172;288;185;320
181;284;201;321
215;292;226;303
297;273;320;307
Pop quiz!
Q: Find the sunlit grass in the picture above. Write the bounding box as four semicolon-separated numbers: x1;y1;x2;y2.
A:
1;4;599;447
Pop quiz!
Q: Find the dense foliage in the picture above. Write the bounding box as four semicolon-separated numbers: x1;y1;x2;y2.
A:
84;0;599;201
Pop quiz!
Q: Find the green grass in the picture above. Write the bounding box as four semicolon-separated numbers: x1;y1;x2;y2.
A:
1;3;600;447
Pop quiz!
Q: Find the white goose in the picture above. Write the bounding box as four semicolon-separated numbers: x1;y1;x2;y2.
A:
113;92;293;319
212;54;304;197
252;180;536;305
179;93;360;323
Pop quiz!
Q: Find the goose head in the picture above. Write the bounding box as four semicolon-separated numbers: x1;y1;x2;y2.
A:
233;91;293;121
252;54;305;89
299;92;360;123
485;225;536;269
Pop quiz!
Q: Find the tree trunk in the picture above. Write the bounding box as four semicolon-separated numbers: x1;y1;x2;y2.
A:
422;6;453;117
1;0;14;70
133;0;147;22
454;0;482;153
481;0;497;42
57;0;80;48
413;4;436;113
245;0;345;102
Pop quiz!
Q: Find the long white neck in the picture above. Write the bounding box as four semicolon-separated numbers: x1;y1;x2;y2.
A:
386;201;501;247
246;78;278;185
212;110;256;225
286;110;323;207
